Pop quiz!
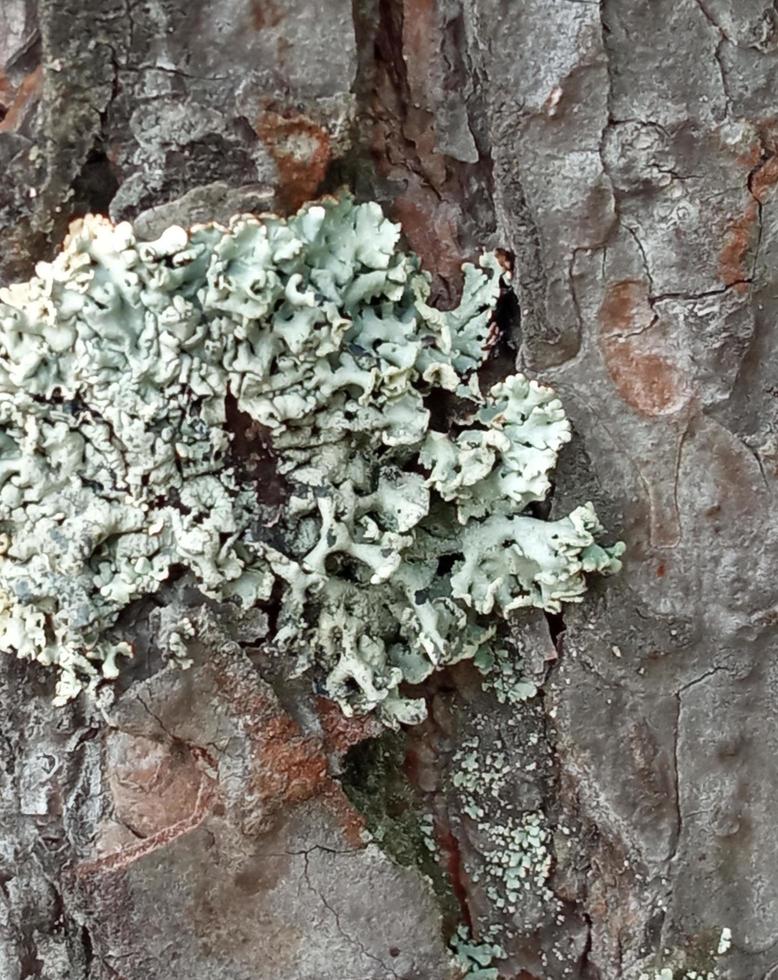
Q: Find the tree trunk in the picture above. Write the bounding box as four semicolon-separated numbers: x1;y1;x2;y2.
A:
0;1;774;978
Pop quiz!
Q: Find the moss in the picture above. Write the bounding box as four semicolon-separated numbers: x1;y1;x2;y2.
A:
340;729;459;927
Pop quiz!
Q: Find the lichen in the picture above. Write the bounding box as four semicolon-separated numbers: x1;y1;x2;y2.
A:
451;734;555;912
639;969;718;980
635;926;733;980
0;195;622;719
449;925;503;979
474;645;538;705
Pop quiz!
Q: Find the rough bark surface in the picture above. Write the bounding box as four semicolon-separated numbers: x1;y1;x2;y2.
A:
0;1;775;978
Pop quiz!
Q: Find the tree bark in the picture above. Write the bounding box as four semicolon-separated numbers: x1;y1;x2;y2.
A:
0;1;775;978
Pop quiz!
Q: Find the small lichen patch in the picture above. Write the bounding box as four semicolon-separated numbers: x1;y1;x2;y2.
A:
635;926;734;980
474;646;538;705
450;925;503;979
0;195;622;719
640;970;717;980
451;735;555;911
716;927;731;956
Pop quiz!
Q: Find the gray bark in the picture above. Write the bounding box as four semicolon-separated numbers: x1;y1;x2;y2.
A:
0;0;775;977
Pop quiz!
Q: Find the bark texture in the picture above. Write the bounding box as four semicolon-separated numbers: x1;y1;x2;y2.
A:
0;1;776;978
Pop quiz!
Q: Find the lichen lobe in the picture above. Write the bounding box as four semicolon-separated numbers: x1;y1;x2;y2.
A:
0;196;622;721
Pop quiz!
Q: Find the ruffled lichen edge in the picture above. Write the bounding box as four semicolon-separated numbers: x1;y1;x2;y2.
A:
0;194;623;723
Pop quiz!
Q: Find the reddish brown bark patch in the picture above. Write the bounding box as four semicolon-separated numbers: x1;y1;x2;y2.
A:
208;654;369;845
249;0;283;30
208;656;330;815
256;111;331;212
106;732;210;839
600;279;652;335
719;202;758;292
599;279;688;417
0;66;42;134
316;696;383;759
751;155;778;202
79;779;216;876
367;0;483;301
607;348;687;416
392;190;464;295
402;0;439;102
321;785;368;849
252;712;329;808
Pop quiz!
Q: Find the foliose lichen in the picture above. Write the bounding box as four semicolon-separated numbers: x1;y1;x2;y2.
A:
0;195;623;720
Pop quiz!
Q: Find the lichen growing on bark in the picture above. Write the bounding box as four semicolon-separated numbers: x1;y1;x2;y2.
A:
0;196;622;720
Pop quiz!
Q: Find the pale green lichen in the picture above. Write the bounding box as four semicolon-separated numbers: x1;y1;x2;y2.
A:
635;927;733;980
0;195;622;719
474;646;538;705
639;969;718;980
451;734;555;912
450;925;503;980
